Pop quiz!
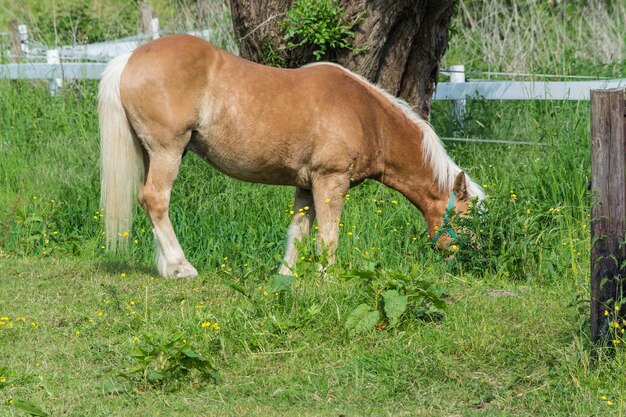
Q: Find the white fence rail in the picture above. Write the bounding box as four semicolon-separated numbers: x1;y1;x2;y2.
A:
1;61;624;102
2;62;106;79
434;79;626;101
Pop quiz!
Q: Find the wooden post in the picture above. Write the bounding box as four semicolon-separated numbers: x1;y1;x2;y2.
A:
590;88;626;348
8;20;21;62
141;1;159;39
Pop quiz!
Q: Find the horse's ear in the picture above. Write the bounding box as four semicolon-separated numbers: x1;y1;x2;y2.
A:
453;171;469;201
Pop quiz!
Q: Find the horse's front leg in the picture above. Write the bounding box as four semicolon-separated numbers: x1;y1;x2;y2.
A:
311;174;350;268
279;188;316;275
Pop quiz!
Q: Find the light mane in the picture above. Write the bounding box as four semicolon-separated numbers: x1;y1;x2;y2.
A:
305;62;484;200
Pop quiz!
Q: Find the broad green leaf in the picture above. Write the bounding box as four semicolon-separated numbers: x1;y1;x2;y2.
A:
382;290;408;329
203;368;221;384
182;350;201;359
268;274;297;293
345;303;379;335
340;269;376;281
12;399;48;416
163;332;185;349
147;371;164;381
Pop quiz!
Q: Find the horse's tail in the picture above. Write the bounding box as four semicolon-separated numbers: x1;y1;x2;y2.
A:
98;52;142;252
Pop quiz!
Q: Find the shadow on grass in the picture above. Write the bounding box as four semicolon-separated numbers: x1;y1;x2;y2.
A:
96;255;157;277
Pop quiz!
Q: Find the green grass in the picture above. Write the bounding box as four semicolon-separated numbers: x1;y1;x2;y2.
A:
1;257;624;416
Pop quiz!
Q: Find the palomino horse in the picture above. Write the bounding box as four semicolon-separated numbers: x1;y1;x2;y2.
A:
99;34;483;278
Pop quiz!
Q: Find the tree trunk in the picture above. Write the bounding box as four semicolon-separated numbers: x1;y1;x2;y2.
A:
229;0;456;119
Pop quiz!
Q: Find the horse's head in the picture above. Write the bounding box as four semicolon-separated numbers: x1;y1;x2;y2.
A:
429;171;475;250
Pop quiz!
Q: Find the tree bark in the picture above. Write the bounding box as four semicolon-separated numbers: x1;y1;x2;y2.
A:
229;0;456;119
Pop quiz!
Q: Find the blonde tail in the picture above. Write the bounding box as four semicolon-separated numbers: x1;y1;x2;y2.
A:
98;52;142;252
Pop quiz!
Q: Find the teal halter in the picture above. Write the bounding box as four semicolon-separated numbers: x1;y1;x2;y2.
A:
431;191;457;244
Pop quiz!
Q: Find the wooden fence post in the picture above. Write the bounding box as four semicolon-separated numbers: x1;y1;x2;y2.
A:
141;1;159;40
8;20;21;62
590;88;626;349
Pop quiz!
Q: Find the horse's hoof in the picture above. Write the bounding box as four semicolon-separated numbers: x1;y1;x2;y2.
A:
172;262;198;279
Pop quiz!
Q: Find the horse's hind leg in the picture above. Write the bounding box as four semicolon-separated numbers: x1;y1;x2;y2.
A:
138;141;197;278
279;188;316;275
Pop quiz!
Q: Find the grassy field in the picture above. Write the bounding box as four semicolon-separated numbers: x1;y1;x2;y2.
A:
1;256;623;417
2;1;626;416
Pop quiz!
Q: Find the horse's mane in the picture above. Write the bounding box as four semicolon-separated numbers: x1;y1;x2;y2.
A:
304;62;484;200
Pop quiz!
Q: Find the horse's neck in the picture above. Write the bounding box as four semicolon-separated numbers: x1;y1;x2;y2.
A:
379;122;447;219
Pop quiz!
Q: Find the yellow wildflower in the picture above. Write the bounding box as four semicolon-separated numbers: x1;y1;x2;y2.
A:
201;321;211;328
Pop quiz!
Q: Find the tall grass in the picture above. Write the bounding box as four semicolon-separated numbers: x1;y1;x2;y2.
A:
0;0;237;53
0;78;590;286
446;0;626;76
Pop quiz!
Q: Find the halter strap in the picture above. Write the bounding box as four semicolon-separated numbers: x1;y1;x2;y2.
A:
431;191;457;244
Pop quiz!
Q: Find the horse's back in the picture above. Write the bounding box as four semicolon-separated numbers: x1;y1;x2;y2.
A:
119;35;384;187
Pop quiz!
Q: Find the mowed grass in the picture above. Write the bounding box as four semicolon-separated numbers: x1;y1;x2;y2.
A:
0;76;624;416
1;256;623;417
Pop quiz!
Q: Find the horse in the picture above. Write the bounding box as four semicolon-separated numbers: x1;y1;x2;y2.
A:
99;34;484;279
